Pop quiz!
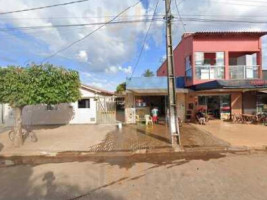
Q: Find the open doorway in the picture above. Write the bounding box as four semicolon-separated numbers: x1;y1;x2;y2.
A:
207;96;220;119
135;95;167;122
198;95;231;120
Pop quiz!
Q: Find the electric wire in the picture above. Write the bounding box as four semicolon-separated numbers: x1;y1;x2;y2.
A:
130;0;160;79
175;0;186;32
0;0;90;15
41;0;142;63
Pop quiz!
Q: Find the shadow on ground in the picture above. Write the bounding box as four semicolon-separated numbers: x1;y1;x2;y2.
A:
0;167;124;200
1;150;228;170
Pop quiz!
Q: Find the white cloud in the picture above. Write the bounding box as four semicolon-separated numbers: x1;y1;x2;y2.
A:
77;50;88;62
105;66;119;74
0;0;148;72
91;82;104;88
119;66;132;75
2;0;267;72
80;71;92;78
144;43;150;51
105;65;132;75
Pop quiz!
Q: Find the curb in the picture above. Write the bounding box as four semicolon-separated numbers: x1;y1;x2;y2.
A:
1;145;267;158
1;145;267;167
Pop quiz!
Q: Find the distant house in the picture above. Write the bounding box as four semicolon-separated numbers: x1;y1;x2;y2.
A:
0;84;115;126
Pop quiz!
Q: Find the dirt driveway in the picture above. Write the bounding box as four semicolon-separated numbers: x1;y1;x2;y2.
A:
192;120;267;148
0;123;231;156
0;125;117;155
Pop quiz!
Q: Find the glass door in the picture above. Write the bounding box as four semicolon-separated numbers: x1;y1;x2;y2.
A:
220;95;231;120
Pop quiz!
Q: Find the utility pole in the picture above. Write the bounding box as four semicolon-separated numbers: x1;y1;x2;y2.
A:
164;0;181;148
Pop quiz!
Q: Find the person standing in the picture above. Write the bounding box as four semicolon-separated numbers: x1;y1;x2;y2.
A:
151;107;159;124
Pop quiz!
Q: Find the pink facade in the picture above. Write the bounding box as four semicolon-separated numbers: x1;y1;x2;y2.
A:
157;32;266;87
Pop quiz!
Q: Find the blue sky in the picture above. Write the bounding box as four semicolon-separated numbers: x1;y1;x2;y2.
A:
0;0;267;91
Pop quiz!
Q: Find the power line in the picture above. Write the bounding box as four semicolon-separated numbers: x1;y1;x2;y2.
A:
41;1;142;63
0;0;90;15
0;18;164;32
174;0;186;32
0;14;166;20
130;0;160;79
3;16;267;34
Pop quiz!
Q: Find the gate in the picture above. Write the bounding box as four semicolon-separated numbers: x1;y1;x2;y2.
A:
96;97;116;124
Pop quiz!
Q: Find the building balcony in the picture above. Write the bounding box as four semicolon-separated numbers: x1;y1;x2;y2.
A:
195;65;225;80
229;65;259;80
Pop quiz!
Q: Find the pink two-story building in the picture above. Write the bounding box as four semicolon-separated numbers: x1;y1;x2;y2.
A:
125;31;267;123
156;31;267;121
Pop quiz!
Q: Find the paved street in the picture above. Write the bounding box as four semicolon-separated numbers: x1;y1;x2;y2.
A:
1;152;267;200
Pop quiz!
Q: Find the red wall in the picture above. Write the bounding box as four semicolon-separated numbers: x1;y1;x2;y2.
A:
157;35;194;85
157;33;264;87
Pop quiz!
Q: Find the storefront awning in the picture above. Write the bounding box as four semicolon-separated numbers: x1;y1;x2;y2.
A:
126;77;188;95
190;80;267;91
127;88;188;95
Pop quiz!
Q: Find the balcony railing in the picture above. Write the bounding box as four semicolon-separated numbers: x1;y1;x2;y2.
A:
195;65;225;80
229;65;259;80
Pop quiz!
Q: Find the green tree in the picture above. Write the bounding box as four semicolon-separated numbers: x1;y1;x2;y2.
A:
116;82;126;93
143;69;154;77
0;64;81;147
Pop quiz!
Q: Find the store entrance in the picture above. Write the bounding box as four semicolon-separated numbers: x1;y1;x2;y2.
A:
207;96;220;119
135;95;167;122
198;95;231;120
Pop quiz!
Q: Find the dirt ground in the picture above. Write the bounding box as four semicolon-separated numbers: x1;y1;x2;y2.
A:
193;120;267;148
0;123;230;155
0;125;117;155
1;151;267;200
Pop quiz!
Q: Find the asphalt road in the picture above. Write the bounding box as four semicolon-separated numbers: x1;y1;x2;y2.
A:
1;152;267;200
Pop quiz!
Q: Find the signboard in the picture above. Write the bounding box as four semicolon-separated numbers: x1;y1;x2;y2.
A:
250;80;267;86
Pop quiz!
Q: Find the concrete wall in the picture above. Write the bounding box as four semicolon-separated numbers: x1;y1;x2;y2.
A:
2;104;15;126
2;88;112;126
176;93;186;121
125;92;136;124
231;93;243;115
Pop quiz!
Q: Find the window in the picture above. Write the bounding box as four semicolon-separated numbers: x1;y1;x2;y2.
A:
46;105;58;111
78;99;90;109
195;52;225;80
185;55;192;79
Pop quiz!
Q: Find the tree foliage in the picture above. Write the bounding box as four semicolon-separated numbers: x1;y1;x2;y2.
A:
143;69;154;77
116;82;126;93
0;64;81;107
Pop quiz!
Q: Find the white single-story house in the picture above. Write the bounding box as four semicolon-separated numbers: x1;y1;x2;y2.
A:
0;84;115;126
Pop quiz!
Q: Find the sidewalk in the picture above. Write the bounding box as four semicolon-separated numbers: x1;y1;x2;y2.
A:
0;124;116;156
192;120;267;149
0;123;231;157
